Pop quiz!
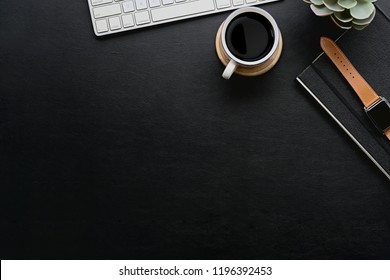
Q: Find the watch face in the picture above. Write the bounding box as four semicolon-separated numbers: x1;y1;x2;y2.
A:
366;99;390;131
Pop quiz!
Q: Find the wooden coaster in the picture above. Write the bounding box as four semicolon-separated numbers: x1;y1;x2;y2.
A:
215;23;283;76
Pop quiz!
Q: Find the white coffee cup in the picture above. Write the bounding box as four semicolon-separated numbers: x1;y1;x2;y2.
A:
217;7;282;79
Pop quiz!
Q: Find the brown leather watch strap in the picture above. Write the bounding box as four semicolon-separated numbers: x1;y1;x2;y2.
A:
320;37;380;108
385;129;390;141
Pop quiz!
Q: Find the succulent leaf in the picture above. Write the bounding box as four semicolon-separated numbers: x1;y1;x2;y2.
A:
310;4;334;16
330;14;353;29
353;23;368;30
333;10;353;22
352;8;376;24
337;0;357;9
323;0;345;12
350;1;375;19
310;0;324;5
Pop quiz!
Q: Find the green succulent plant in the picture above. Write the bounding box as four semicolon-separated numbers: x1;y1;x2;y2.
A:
303;0;377;30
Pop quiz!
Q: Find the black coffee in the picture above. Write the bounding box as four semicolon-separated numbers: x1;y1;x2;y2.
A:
226;12;275;61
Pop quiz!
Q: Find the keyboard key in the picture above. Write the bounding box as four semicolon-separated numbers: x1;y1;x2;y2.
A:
151;0;215;22
93;4;121;18
123;1;135;12
216;0;231;9
148;0;161;8
135;11;151;24
232;0;244;5
91;0;112;6
162;0;174;4
135;0;148;10
109;16;121;29
122;14;135;27
95;19;109;32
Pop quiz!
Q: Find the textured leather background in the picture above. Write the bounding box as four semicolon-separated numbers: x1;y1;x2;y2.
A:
1;0;389;259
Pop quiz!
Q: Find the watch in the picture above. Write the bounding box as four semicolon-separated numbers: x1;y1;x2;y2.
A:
320;37;390;141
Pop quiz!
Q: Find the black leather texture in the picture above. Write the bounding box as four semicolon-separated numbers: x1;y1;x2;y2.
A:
1;0;389;259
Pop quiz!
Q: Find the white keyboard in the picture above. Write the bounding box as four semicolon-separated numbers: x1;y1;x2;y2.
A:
87;0;281;36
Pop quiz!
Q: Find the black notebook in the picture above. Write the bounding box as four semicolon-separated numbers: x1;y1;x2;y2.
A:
297;2;390;180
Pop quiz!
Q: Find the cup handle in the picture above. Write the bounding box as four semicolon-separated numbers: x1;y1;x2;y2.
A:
222;60;237;80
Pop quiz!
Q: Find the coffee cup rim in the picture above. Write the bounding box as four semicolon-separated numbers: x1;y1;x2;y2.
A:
221;7;280;67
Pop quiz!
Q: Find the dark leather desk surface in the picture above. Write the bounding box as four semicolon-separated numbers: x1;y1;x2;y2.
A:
1;0;390;259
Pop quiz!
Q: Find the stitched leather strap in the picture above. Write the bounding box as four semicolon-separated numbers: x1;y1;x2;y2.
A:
320;37;380;108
